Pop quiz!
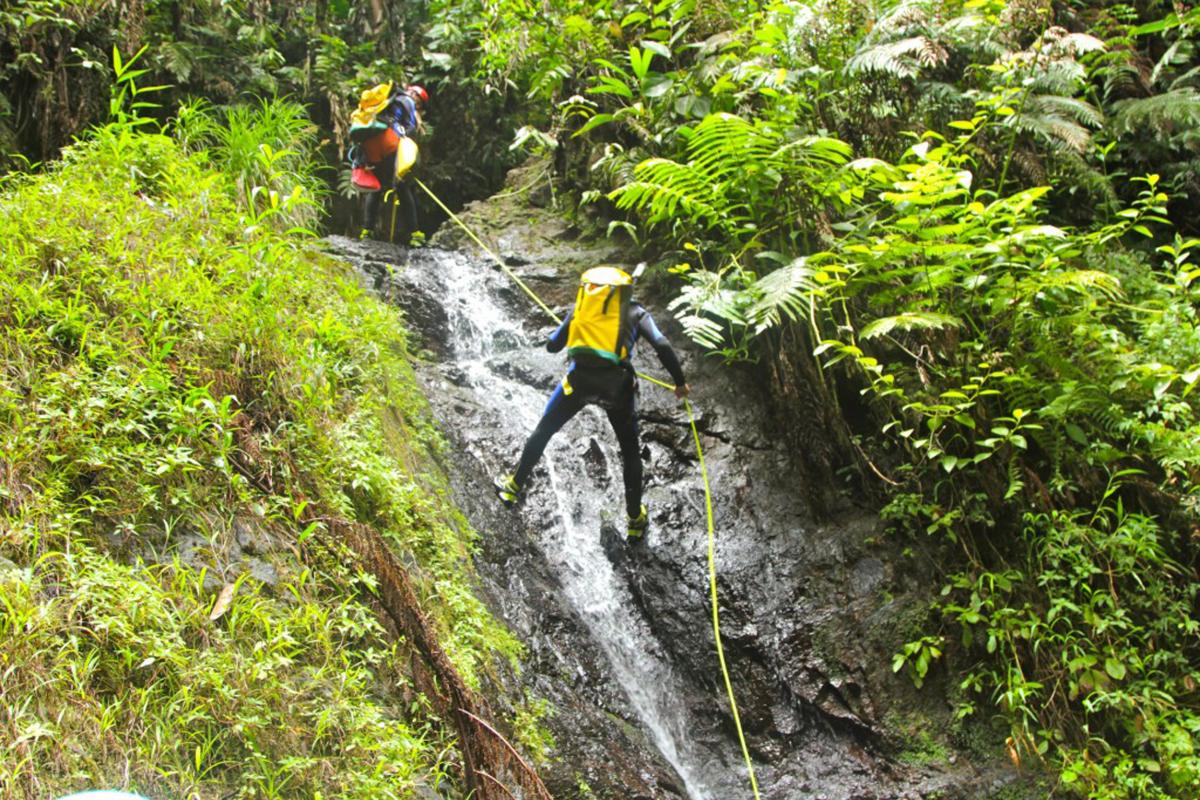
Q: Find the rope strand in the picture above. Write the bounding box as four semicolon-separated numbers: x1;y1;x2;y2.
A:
687;398;761;799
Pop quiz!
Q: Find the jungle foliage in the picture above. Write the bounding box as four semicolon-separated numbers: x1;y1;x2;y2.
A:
5;0;1200;797
0;0;527;205
443;0;1200;797
0;83;524;797
0;0;414;158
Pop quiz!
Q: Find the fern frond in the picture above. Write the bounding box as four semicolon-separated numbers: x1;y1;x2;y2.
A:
1103;64;1149;102
1111;88;1200;137
1060;33;1107;56
1031;59;1087;96
747;258;818;333
687;113;777;177
770;135;854;171
1169;64;1200;91
1026;94;1105;129
920;79;970;105
1011;148;1047;185
941;12;987;39
846;37;932;79
600;149;641;190
1051;150;1117;208
676;312;728;349
873;0;937;38
1007;106;1093;154
612;178;727;229
919;38;949;69
610;156;740;231
159;40;207;83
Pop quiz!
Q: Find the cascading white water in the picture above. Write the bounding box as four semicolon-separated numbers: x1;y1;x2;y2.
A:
424;248;737;799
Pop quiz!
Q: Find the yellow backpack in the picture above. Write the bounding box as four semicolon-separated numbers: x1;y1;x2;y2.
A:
567;266;633;364
349;82;394;141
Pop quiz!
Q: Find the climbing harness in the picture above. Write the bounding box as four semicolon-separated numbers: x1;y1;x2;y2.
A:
414;177;762;800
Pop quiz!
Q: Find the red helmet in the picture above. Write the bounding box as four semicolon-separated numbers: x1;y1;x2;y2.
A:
406;84;429;105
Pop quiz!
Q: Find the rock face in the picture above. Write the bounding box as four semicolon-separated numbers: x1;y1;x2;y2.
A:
322;165;1030;800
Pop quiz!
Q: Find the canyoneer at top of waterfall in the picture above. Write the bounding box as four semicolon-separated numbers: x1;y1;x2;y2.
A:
347;81;428;245
493;265;690;538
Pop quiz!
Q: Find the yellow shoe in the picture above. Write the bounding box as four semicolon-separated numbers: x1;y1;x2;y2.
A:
493;474;522;507
626;504;648;538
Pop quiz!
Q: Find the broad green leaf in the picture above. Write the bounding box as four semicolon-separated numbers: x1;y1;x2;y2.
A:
643;76;674;98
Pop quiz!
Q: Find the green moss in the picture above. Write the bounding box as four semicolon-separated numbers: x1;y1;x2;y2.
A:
511;693;557;765
884;710;953;767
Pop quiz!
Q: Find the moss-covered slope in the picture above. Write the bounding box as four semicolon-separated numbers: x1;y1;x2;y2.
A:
0;127;521;799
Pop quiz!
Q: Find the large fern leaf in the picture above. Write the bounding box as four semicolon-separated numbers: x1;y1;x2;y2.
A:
687;113;778;177
872;0;937;38
771;136;854;171
1110;88;1200;138
609;112;848;237
846;37;933;79
747;257;819;333
612;159;734;230
1006;100;1095;154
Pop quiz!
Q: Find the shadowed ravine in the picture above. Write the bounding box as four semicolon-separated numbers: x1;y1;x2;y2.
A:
325;233;1024;800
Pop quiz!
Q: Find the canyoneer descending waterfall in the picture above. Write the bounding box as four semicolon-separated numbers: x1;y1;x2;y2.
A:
493;264;691;538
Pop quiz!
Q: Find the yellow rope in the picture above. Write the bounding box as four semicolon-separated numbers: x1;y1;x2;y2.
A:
686;397;761;799
415;177;563;324
415;176;760;798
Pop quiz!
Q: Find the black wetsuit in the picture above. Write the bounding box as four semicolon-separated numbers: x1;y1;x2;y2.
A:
513;302;687;517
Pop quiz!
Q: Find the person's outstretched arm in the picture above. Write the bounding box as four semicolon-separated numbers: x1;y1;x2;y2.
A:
546;310;572;353
637;308;689;397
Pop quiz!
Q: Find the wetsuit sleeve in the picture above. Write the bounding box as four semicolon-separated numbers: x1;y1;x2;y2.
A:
637;309;687;387
547;310;572;353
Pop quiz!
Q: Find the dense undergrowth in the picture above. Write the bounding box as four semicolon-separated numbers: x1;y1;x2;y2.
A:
0;0;523;212
0;108;521;797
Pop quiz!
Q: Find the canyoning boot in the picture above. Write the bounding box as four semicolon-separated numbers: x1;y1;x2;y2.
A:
493;474;522;508
626;504;648;540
